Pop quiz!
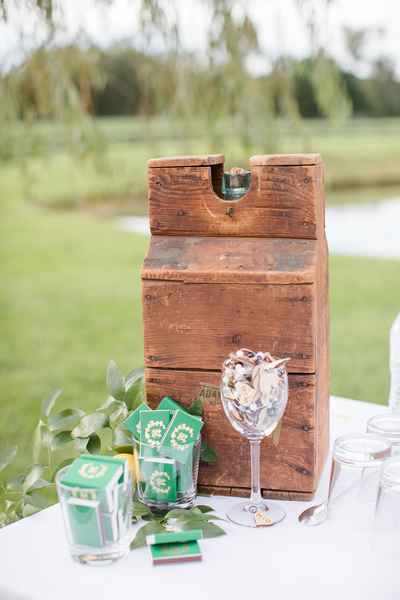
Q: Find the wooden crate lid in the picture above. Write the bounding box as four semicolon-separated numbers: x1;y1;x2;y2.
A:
141;236;317;285
148;154;225;168
250;154;323;166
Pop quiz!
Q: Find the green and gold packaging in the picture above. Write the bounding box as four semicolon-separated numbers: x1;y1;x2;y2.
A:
157;396;190;415
140;410;171;448
123;402;151;439
157;410;203;463
66;497;105;548
141;457;177;502
149;541;202;565
60;458;123;513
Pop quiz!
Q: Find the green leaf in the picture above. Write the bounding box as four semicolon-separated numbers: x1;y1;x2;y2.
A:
107;360;125;401
87;432;101;455
23;504;42;518
71;413;110;439
130;520;166;550
109;402;129;423
51;458;75;482
32;420;45;447
0;446;18;473
7;473;23;491
21;464;46;494
113;425;132;447
195;505;214;513
181;520;226;538
125;365;145;389
48;408;86;432
50;430;73;451
32;443;42;463
188;398;203;416
132;501;152;517
41;389;62;419
96;396;116;411
164;508;192;519
175;513;224;524
0;513;6;526
125;376;146;411
113;445;133;454
74;437;89;453
25;491;47;510
200;441;220;463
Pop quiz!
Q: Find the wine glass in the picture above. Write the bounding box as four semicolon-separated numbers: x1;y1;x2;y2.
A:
220;349;289;527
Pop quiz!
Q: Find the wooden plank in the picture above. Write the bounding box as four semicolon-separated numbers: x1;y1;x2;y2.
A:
148;165;318;239
250;154;323;166
141;236;317;285
196;485;315;501
142;281;315;373
314;161;330;481
148;154;225;168
145;369;318;494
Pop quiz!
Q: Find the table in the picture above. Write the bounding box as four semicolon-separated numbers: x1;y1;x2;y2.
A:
0;396;399;600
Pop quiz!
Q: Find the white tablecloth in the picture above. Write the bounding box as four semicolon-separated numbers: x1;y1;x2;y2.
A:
0;396;398;600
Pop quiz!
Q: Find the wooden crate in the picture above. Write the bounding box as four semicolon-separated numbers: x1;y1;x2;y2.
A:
141;153;329;500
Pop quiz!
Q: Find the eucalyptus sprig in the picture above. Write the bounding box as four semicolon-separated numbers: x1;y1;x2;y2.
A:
130;503;226;550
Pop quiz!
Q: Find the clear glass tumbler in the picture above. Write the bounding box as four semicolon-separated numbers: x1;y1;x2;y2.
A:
134;435;201;515
366;413;400;454
371;455;400;559
327;433;391;530
56;465;133;566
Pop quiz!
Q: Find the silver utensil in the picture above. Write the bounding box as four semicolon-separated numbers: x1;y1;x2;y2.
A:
298;499;328;526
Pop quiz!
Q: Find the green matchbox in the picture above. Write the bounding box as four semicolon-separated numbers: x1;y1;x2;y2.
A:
149;541;202;565
66;497;105;548
157;410;203;463
123;402;151;439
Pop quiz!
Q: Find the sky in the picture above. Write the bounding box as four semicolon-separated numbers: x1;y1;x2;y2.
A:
1;0;400;78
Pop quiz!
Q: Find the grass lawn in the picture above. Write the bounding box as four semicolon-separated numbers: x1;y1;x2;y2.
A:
1;116;400;476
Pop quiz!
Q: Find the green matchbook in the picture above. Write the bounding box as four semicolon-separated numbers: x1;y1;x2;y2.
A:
60;458;123;512
80;454;129;483
149;541;202;565
141;457;177;502
157;410;203;463
146;530;203;545
123;403;151;439
157;396;190;415
140;409;171;448
66;497;105;548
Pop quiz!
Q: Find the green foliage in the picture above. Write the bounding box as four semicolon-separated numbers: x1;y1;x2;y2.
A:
130;503;226;549
0;357;220;527
0;361;146;527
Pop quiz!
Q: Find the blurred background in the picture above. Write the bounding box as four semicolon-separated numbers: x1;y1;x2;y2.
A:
1;0;400;472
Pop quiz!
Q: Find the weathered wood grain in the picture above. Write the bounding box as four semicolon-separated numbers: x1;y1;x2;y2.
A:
145;368;318;493
141;236;317;285
148;154;225;168
314;161;330;480
141;153;329;499
250;154;323;166
148;164;318;238
142;281;315;373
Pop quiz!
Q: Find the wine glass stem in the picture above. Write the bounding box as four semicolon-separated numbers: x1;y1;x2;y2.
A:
249;440;263;507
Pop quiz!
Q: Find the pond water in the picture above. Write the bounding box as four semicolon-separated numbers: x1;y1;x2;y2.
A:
116;187;400;262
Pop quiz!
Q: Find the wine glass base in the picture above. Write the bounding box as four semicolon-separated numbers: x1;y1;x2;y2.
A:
227;500;286;528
